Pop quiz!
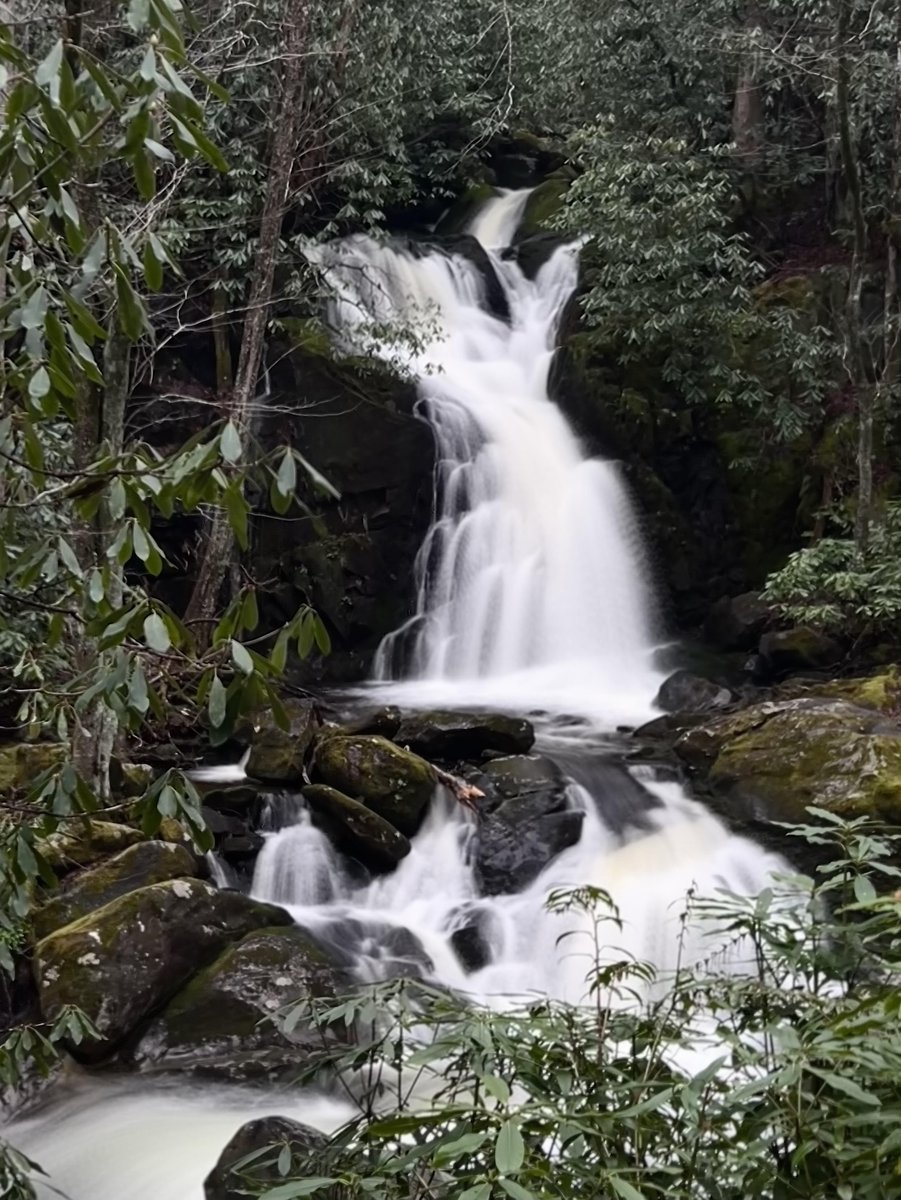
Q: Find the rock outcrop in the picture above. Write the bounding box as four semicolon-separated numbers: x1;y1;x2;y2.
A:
312;735;435;836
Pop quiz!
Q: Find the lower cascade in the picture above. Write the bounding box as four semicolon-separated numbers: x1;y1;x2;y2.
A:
8;193;789;1199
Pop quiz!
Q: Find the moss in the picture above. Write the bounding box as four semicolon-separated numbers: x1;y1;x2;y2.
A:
810;669;900;712
313;735;435;835
0;743;64;791
303;784;411;871
37;820;144;875
688;698;901;825
519;177;569;234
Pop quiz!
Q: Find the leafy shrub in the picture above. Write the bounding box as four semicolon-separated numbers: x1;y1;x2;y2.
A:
236;812;901;1200
764;506;901;640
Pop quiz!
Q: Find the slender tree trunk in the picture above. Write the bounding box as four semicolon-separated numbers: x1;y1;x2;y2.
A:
733;4;765;171
834;0;872;554
880;4;901;423
185;0;309;638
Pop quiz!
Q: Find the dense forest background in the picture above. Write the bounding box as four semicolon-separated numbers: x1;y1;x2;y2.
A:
4;2;901;1197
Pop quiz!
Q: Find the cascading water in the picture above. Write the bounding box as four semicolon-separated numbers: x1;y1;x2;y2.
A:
7;191;791;1199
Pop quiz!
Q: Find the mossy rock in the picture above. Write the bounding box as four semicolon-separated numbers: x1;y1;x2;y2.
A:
35;879;292;1061
312;735;435;836
676;697;901;825
245;700;318;784
37;821;144;876
135;927;350;1083
393;711;534;760
759;627;843;675
519;176;569;235
33;841;199;941
303;784;411;872
0;743;64;791
205;1116;331;1200
811;669;901;711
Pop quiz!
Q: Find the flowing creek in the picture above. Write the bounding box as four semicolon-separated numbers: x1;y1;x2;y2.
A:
8;191;789;1198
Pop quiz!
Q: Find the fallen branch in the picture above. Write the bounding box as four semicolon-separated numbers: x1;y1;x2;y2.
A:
431;764;484;814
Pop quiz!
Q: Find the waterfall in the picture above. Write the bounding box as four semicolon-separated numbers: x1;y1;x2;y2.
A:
312;191;659;725
7;191;791;1199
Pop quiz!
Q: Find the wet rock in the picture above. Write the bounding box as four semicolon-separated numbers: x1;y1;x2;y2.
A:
245;700;318;784
303;784;411;872
201;786;259;815
393;711;535;760
758;627;843;676
344;705;402;740
36;821;144;876
204;1115;330;1200
475;792;583;895
313;735;435;836
655;670;734;715
307;916;433;980
136;927;350;1083
33;841;199;941
482;754;562;799
703;592;770;652
35;879;292;1061
674;695;901;825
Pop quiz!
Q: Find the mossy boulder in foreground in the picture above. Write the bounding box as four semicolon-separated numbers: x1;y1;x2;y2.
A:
135;926;350;1083
34;878;292;1060
33;840;198;941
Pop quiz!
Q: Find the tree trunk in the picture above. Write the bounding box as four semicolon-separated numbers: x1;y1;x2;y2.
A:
733;4;765;170
834;0;872;554
185;0;309;638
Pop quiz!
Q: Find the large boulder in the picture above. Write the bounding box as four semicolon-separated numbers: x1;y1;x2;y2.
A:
474;755;582;894
703;592;770;652
205;1116;330;1200
135;927;350;1083
674;695;901;825
758;627;843;676
245;701;319;784
654;670;734;715
312;735;435;836
0;743;64;791
36;821;144;875
33;841;198;941
34;879;293;1061
303;785;411;872
393;711;535;760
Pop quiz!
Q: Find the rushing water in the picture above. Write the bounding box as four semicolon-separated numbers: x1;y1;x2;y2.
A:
7;190;789;1198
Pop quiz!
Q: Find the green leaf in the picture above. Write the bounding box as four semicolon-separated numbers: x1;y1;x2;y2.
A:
143;612;171;652
808;1069;881;1107
498;1181;533;1200
145;138;175;162
495;1119;524;1174
259;1180;338;1200
208;673;227;728
27;367;50;400
608;1178;646;1200
114;265;148;341
35;40;63;89
853;875;877;904
432;1132;487;1166
241;589;259;632
220;421;242;463
230;639;254;676
128;0;151;31
133;148;156;201
276;449;297;497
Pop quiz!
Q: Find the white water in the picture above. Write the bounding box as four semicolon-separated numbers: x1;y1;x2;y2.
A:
7;191;791;1198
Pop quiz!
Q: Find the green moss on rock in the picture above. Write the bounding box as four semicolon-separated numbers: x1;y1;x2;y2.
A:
676;697;901;825
303;784;411;871
33;841;199;941
37;821;144;875
35;879;292;1061
245;700;318;784
313;735;435;835
0;743;64;791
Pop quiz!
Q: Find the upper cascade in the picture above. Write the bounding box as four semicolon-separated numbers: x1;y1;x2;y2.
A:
313;189;661;723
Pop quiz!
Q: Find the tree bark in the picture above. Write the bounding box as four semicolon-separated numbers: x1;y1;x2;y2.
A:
834;0;872;554
185;0;309;638
733;4;765;171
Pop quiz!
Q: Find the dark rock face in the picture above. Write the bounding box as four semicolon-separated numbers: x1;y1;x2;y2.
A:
394;711;535;760
473;755;581;895
204;1116;329;1200
245;700;319;784
704;592;770;652
135;927;350;1083
303;784;411;871
655;670;734;715
33;841;199;941
253;349;435;685
305;916;433;980
758;627;843;676
34;879;293;1061
313;735;435;836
